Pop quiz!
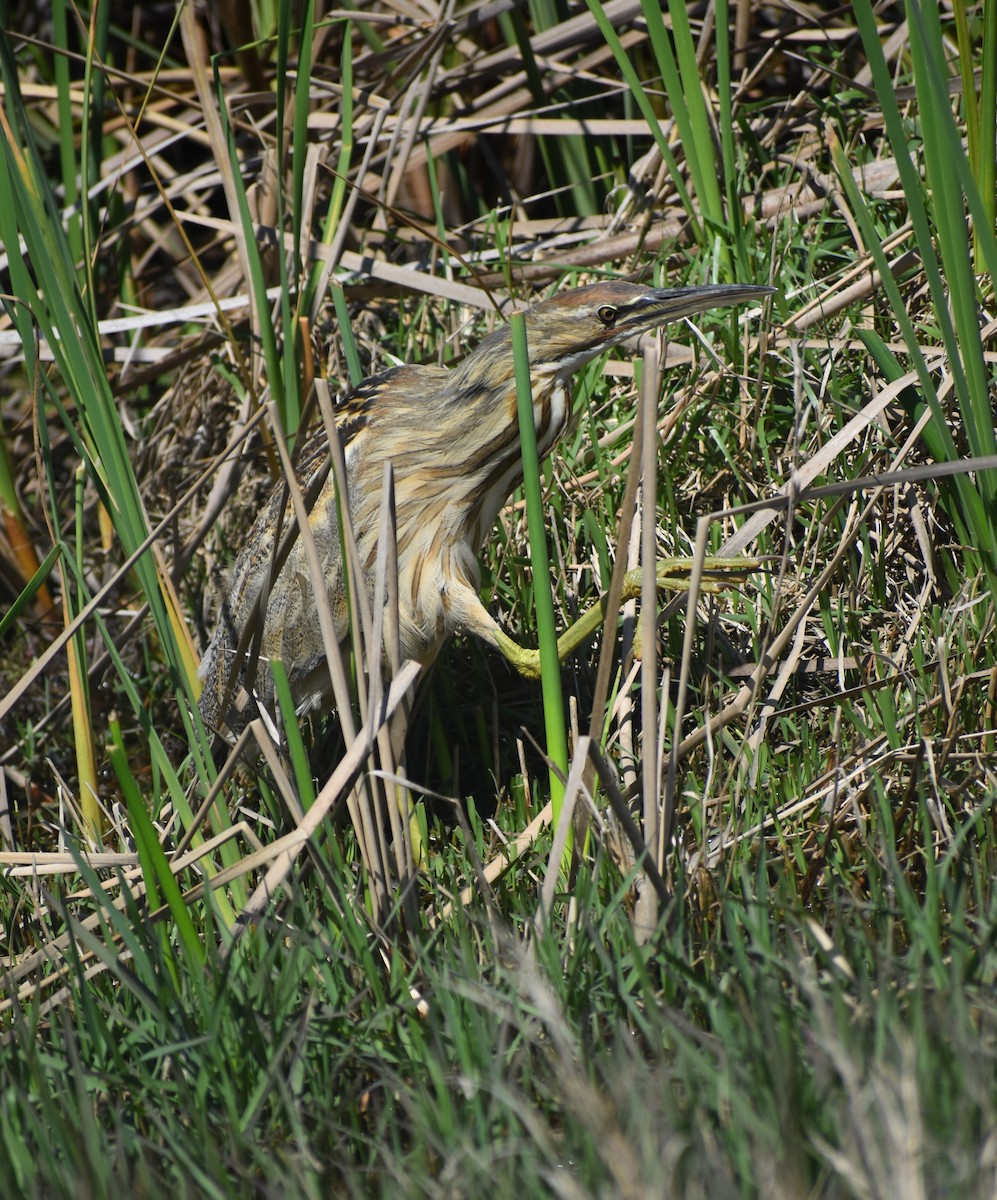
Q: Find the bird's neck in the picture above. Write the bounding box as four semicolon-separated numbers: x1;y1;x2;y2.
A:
386;361;574;561
456;371;572;553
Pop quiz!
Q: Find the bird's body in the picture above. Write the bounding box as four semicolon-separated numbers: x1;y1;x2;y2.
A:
198;280;770;731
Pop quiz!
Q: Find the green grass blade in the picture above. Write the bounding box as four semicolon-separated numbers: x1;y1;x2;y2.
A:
713;0;747;274
51;0;81;269
211;57;289;431
273;0;300;436
0;543;59;639
907;2;997;485
978;0;997;256
306;21;353;322
583;0;699;238
846;2;997;584
642;0;727;265
511;312;568;845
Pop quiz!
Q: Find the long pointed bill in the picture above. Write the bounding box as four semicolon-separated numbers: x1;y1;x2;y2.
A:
606;283;774;347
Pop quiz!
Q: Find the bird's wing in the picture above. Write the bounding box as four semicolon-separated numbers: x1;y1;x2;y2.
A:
291;363;450;484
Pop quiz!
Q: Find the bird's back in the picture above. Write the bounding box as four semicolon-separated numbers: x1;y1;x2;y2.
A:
197;363;456;732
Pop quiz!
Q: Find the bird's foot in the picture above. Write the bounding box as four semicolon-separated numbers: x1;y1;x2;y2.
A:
622;554;759;597
494;555;759;679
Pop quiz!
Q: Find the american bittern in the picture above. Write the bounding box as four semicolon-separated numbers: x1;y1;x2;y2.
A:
199;280;771;732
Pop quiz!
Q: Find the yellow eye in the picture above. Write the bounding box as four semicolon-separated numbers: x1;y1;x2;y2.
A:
597;305;617;327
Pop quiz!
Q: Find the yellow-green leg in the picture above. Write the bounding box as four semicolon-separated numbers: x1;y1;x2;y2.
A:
493;556;758;679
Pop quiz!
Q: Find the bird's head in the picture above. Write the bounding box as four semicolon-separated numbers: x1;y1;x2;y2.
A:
522;280;773;379
454;279;772;397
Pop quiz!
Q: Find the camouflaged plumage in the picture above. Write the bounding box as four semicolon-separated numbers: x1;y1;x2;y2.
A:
197;282;771;733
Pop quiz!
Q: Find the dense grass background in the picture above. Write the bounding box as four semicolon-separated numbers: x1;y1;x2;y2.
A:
1;1;996;1195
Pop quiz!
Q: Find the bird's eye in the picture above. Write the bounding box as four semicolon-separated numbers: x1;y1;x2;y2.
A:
597;305;617;327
